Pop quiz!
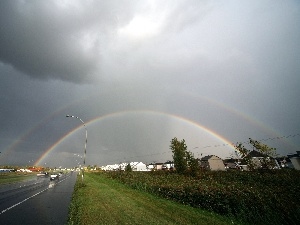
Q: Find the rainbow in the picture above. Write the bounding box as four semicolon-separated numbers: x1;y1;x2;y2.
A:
179;90;299;150
181;90;285;138
6;91;296;164
34;110;236;166
1;98;85;160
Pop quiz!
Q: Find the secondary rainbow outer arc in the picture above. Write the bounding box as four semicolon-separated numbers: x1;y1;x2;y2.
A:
181;90;298;149
4;86;296;166
34;110;235;166
1;117;54;160
1;98;85;160
6;90;292;162
183;91;284;137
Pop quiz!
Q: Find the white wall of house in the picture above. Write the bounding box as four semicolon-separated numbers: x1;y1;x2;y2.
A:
131;162;148;171
101;162;150;171
164;162;174;169
201;155;226;171
290;157;300;170
208;156;226;171
155;164;163;170
101;164;120;171
147;164;155;170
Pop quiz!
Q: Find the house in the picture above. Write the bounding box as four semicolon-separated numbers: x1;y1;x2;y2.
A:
163;161;174;170
101;164;119;171
276;157;293;169
223;158;240;170
145;162;174;171
200;155;226;171
101;162;149;171
118;163;127;171
155;163;164;170
147;162;165;171
17;168;32;172
288;151;300;170
248;150;279;169
147;163;155;171
130;162;148;171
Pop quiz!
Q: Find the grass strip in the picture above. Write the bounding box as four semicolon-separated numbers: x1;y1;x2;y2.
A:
68;172;237;225
0;173;36;185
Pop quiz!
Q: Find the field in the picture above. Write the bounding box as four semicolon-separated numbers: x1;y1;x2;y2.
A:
0;172;36;185
67;172;238;225
103;170;300;225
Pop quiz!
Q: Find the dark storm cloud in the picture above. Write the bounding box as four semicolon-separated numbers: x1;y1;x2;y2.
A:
0;0;139;83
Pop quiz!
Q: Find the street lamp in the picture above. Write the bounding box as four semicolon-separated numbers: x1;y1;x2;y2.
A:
66;115;87;182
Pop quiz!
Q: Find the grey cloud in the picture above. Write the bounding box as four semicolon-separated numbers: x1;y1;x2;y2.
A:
0;1;140;83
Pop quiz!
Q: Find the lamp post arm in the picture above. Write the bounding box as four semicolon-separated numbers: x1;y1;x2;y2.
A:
74;116;87;166
84;126;87;166
66;115;87;182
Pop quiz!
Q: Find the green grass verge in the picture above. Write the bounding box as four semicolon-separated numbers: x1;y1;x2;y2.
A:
0;172;36;185
68;172;238;225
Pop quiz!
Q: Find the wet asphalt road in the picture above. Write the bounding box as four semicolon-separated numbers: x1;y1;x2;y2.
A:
0;172;77;225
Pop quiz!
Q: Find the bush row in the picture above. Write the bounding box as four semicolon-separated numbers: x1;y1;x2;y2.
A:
102;170;300;225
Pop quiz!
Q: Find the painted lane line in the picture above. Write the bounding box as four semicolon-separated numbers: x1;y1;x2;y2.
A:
0;175;70;215
0;187;48;215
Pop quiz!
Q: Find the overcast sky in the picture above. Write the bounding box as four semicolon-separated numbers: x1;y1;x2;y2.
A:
0;0;299;168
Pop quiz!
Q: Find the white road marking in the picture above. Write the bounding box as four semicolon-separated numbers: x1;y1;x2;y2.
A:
0;175;70;215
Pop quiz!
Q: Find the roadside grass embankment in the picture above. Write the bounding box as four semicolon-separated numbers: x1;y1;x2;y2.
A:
68;172;236;225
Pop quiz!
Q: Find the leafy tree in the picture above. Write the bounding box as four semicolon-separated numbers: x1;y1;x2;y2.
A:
125;163;132;172
249;138;278;169
234;142;255;170
187;151;199;176
170;137;187;174
170;137;199;175
235;138;278;170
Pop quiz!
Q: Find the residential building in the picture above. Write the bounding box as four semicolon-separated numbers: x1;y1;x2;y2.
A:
288;151;300;170
248;150;279;169
200;155;226;171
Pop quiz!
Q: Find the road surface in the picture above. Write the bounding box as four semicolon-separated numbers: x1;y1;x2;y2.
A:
0;172;77;225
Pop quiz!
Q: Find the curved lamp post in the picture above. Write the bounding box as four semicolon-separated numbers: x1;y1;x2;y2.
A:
66;115;87;182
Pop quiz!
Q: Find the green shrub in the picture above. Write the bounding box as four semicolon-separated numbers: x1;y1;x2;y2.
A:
103;170;300;225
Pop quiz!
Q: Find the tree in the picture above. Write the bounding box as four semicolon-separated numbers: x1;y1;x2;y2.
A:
170;137;199;175
249;138;278;169
187;151;199;176
170;137;188;174
235;138;278;170
234;142;255;171
125;163;132;172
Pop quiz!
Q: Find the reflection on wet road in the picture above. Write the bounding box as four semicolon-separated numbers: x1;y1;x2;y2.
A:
0;172;77;224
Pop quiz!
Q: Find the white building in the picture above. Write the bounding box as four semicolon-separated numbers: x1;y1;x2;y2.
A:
288;151;300;170
101;162;149;171
200;155;226;171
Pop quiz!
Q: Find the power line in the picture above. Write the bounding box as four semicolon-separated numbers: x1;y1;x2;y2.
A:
119;133;300;163
234;133;300;146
